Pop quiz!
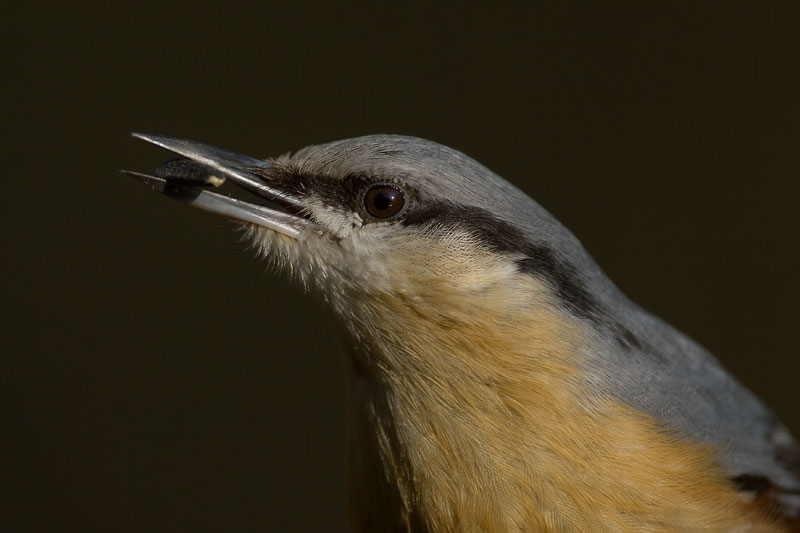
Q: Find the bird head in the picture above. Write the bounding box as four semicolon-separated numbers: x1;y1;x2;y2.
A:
125;135;604;368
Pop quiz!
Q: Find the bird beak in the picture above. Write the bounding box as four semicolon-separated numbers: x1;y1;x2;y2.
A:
121;133;316;239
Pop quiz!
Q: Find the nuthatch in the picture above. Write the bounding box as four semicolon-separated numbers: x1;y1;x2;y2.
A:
125;134;799;532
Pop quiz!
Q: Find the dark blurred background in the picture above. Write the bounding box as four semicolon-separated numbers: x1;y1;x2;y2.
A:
5;3;799;531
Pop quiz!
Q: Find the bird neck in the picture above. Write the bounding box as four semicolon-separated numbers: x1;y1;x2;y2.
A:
337;275;781;532
341;275;585;531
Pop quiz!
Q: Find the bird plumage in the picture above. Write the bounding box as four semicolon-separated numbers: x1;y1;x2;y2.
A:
129;133;799;531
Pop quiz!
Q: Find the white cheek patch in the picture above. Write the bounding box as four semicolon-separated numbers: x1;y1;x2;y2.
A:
304;199;365;239
335;224;399;283
243;212;526;309
241;205;397;294
384;227;522;293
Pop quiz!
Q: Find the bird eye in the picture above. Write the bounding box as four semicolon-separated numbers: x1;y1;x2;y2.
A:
363;185;405;219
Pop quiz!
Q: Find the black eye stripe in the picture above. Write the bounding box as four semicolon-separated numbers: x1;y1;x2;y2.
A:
252;167;411;220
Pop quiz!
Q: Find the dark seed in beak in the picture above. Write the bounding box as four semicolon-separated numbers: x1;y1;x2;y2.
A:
154;157;226;188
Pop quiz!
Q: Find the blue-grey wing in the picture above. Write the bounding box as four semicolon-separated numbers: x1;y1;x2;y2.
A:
605;298;800;518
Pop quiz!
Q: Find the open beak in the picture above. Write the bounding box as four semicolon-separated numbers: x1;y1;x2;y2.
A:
121;133;316;239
